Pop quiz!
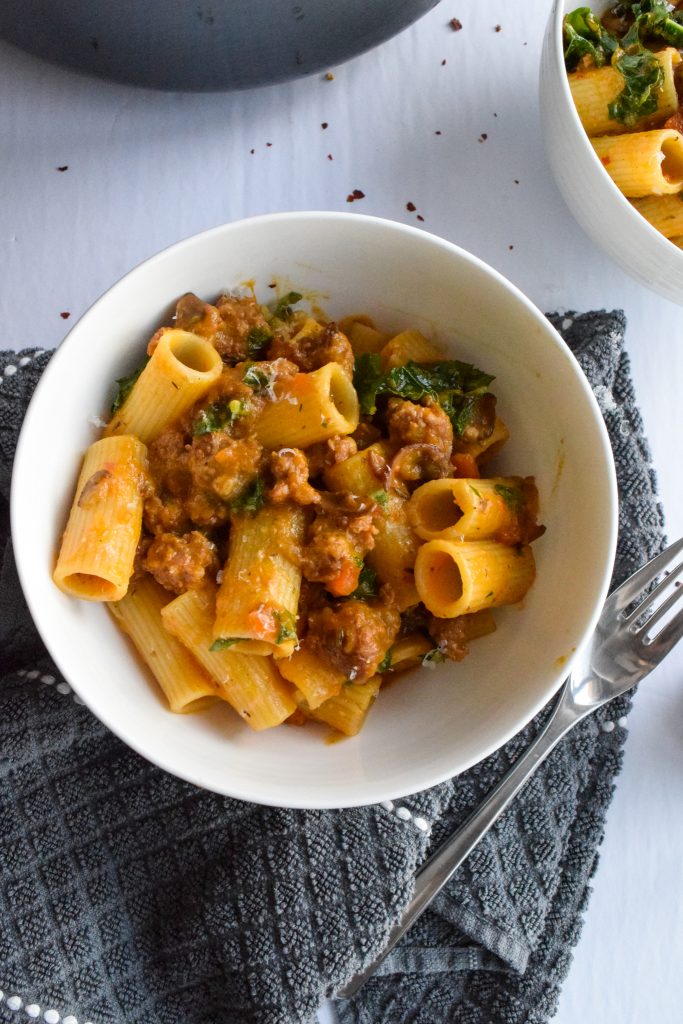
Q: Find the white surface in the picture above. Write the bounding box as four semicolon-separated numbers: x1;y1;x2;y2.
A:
11;210;617;808
0;1;681;1021
541;0;683;305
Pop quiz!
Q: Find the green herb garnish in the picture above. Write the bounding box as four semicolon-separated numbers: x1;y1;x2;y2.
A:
271;291;303;321
246;325;272;358
564;6;619;69
469;484;482;499
349;563;379;601
423;648;447;666
274;610;297;645
371;489;389;507
111;357;150;414
353;353;494;416
243;364;272;393
210;637;243;651
378;649;393;673
494;483;523;512
230;476;265;515
192;399;246;436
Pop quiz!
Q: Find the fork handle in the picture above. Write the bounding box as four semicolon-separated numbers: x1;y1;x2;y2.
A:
337;680;583;999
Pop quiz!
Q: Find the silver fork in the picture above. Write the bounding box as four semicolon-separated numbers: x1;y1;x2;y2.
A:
337;537;683;1000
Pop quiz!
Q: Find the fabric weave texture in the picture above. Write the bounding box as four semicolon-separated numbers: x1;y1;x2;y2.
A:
0;311;665;1024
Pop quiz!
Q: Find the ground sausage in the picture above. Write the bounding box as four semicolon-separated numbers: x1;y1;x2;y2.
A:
268;448;320;505
144;531;219;595
428;615;471;662
301;492;379;595
267;321;354;377
307;599;400;682
306;435;358;477
387;397;453;455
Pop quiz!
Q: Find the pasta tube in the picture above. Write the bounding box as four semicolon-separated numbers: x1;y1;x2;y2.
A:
380;329;442;368
408;477;526;542
213;506;305;657
309;677;381;736
53;435;147;601
591;129;683;197
106;328;223;443
414;539;536;618
278;648;345;709
568;47;680;136
161;586;297;730
339;315;390;356
253;362;359;448
630;194;683;237
110;575;219;713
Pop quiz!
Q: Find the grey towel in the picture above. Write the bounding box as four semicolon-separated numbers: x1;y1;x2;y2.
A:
0;311;664;1024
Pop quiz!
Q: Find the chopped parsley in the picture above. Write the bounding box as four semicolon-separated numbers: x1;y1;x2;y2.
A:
246;325;273;358
349;563;379;601
111;357;150;414
378;648;393;673
192;399;247;436
353;353;494;416
371;489;389;507
230;476;265;515
210;637;243;651
274;610;297;645
271;291;303;321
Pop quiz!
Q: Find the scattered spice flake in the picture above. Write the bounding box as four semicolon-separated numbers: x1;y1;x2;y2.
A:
325;71;334;81
346;189;365;202
514;179;520;184
57;165;68;172
60;311;71;319
250;149;255;155
89;37;99;50
268;282;277;289
327;153;333;160
493;112;498;118
266;142;272;147
494;24;502;32
406;201;416;212
321;122;328;129
417;214;425;222
449;18;462;31
435;130;442;135
441;59;447;66
508;245;514;250
478;133;488;142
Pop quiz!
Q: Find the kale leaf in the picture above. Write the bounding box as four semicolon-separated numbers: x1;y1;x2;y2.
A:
271;291;303;321
230;476;265;515
210;637;244;651
243;364;272;393
494;482;523;512
609;49;664;125
350;563;379;601
192;399;246;436
378;648;393;673
274;610;297;645
247;325;273;358
353;353;494;416
111;357;150;414
563;7;619;69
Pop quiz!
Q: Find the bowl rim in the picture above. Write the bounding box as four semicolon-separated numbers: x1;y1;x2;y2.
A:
549;0;683;261
10;211;619;807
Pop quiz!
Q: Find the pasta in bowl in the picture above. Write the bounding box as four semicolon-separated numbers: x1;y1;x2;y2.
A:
11;212;617;807
52;290;546;738
541;0;683;303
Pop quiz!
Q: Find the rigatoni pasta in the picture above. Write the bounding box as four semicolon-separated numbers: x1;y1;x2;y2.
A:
54;286;545;739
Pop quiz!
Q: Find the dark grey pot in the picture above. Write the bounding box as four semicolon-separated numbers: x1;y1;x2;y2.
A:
0;0;441;91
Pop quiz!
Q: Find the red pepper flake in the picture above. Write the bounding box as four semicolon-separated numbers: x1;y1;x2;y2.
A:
441;59;447;66
60;311;71;319
416;214;425;222
325;71;335;81
327;153;333;160
346;189;365;202
601;155;611;165
494;24;502;32
56;165;69;172
478;133;488;142
321;122;328;129
406;202;417;212
449;18;463;31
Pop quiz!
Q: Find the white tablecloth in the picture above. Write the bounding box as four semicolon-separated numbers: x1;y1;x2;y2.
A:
1;3;682;1022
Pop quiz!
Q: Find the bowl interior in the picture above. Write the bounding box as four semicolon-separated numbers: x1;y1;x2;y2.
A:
11;213;617;807
541;0;683;304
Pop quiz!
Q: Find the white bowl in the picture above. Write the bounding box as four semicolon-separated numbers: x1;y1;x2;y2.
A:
11;212;617;808
540;0;683;305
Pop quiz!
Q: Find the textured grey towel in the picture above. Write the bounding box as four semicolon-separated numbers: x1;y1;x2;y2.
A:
0;311;665;1024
